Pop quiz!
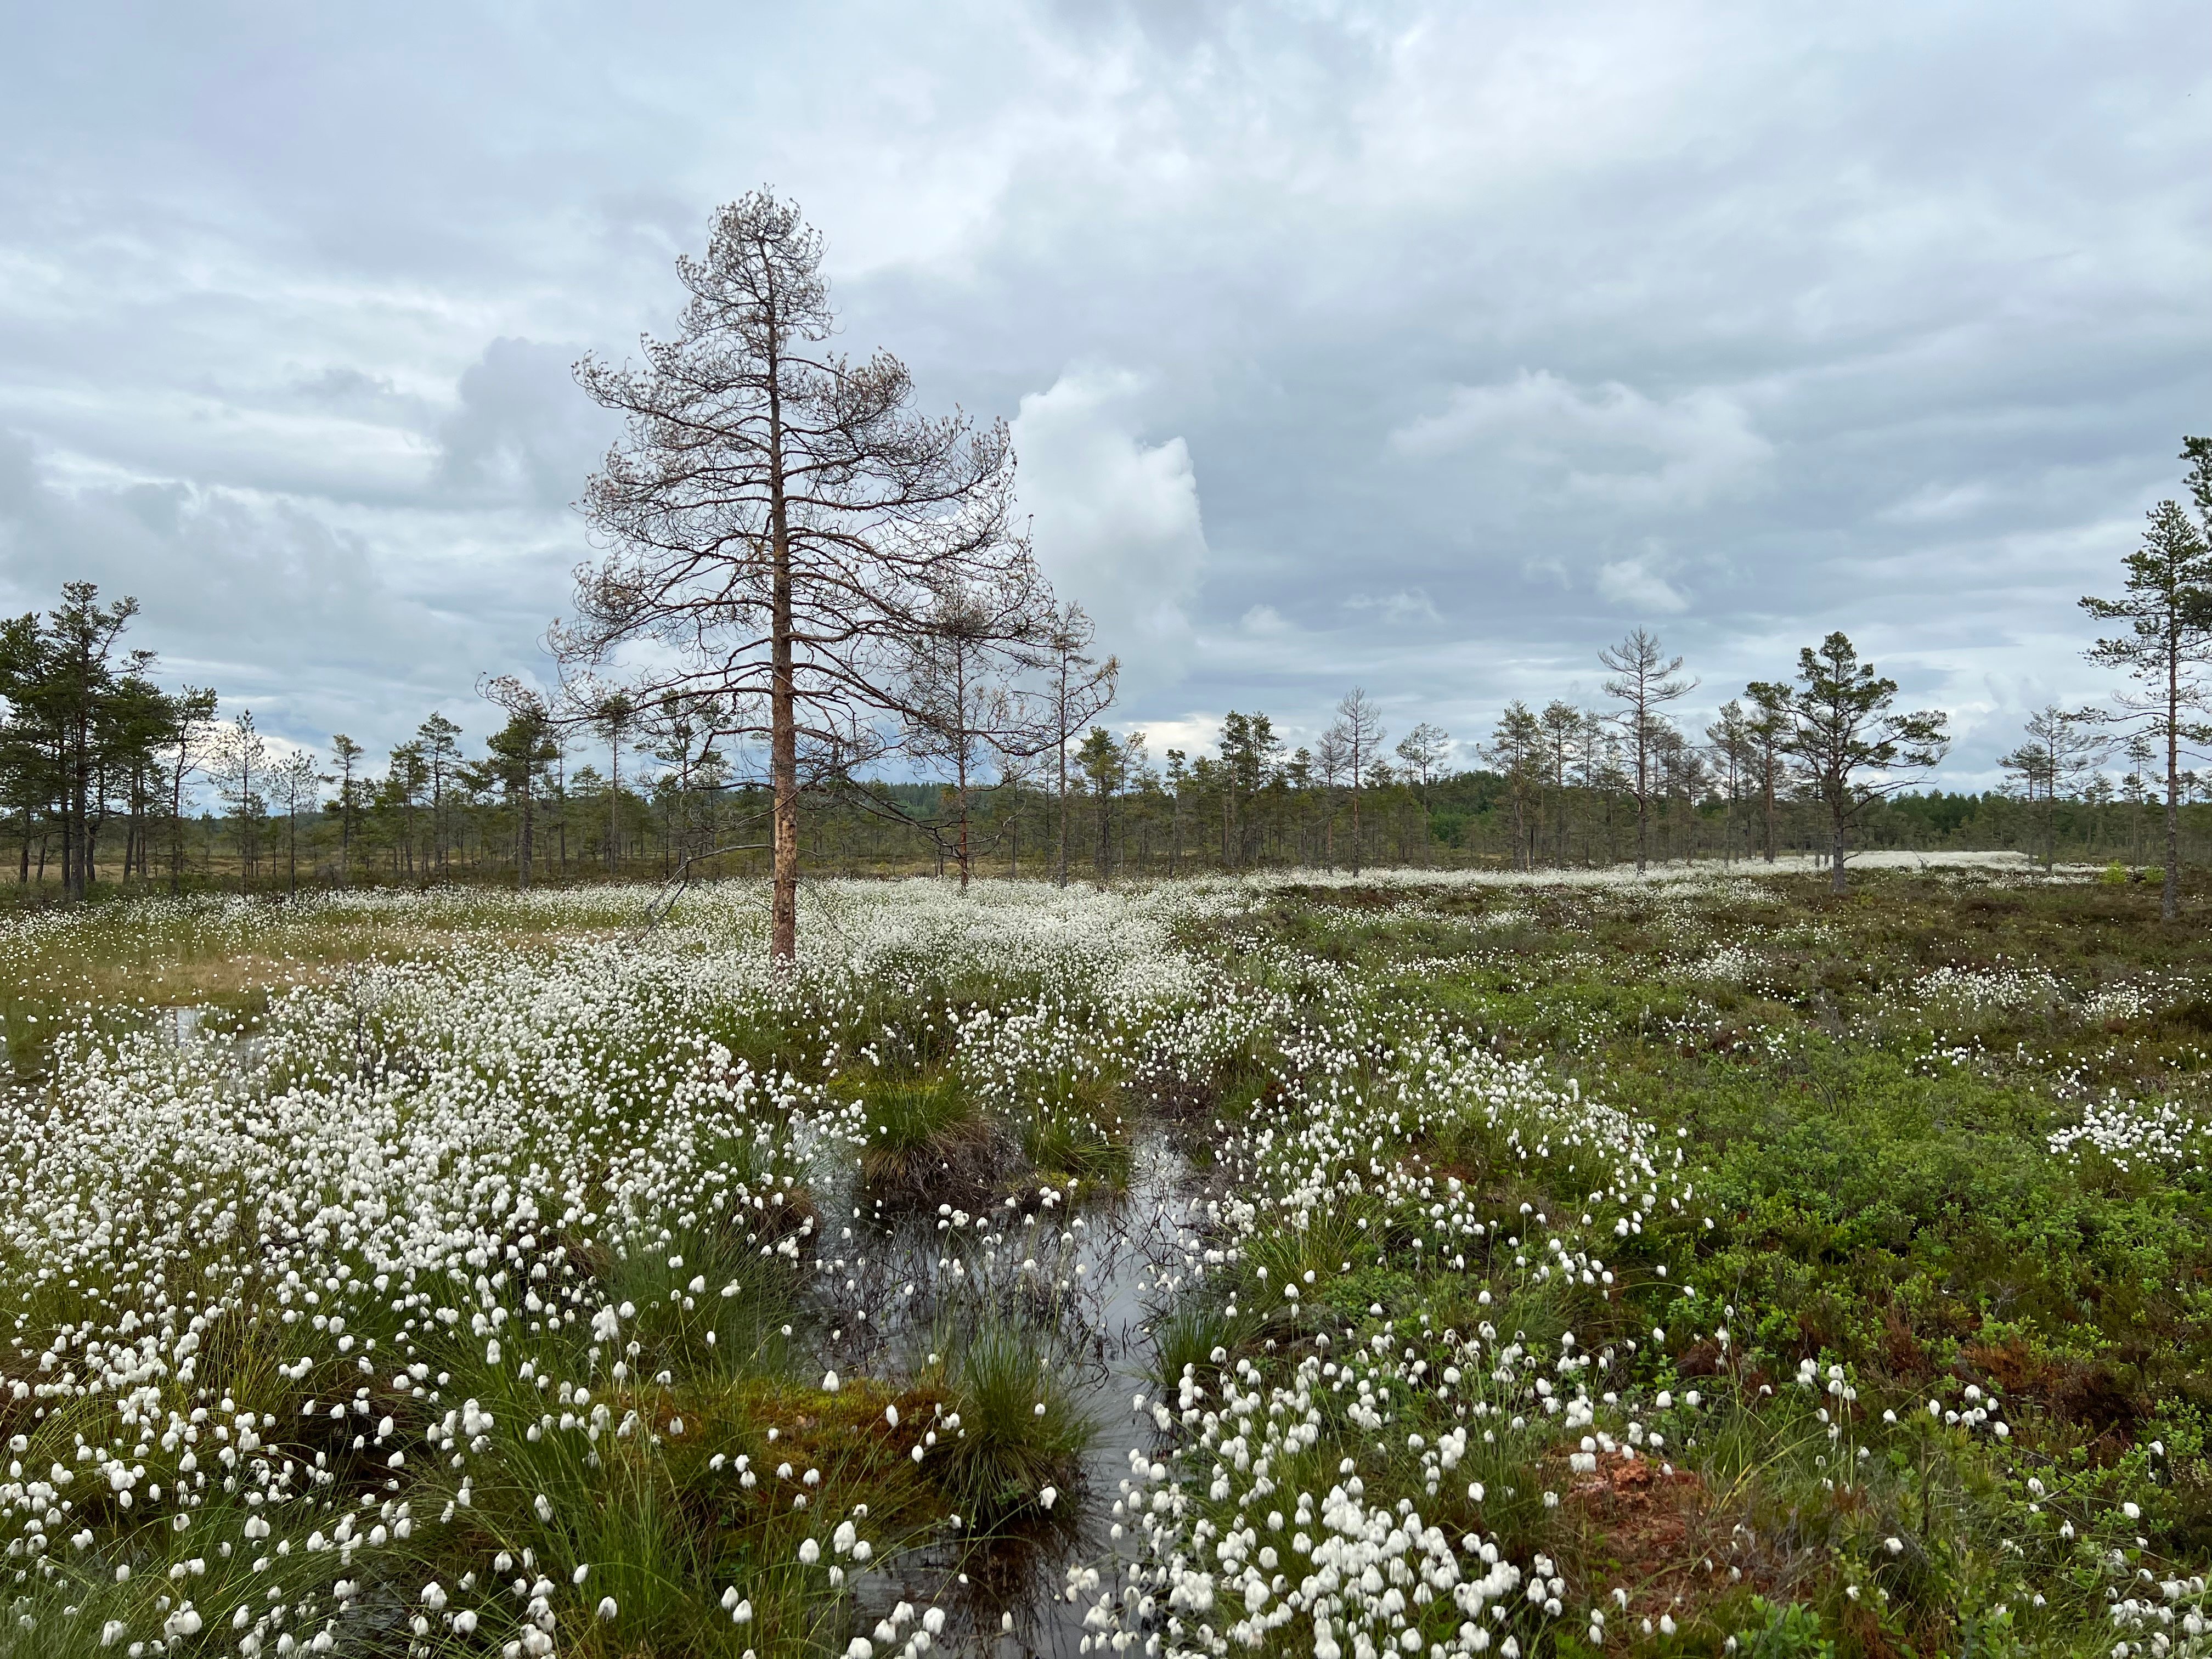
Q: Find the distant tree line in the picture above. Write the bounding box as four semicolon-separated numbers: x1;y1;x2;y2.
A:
9;588;2212;900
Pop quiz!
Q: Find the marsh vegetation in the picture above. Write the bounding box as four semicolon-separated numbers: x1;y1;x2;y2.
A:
5;858;2212;1656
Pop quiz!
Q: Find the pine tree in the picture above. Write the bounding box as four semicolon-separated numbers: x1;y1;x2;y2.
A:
330;735;365;885
1599;628;1695;875
2081;439;2212;921
1776;633;1948;893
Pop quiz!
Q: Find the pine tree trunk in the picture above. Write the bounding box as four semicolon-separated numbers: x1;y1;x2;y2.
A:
1056;730;1070;888
2166;707;2181;923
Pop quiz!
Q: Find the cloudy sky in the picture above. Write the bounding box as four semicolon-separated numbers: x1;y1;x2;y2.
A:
2;1;2207;783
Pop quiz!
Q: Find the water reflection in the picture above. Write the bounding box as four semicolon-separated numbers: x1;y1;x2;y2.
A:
812;1133;1199;1656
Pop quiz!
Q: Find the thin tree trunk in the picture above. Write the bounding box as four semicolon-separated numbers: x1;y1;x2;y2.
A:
955;748;972;891
240;754;252;896
63;724;81;901
763;286;801;960
1762;759;1776;862
1056;730;1070;889
2166;648;2181;922
518;781;533;889
2168;716;2185;924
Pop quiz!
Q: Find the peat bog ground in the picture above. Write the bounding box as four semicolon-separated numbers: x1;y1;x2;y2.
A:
3;857;2211;1657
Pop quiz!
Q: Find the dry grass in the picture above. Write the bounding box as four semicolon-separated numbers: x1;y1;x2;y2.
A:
1;911;620;1008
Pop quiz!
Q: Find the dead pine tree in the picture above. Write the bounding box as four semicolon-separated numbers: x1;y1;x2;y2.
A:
1599;628;1696;875
1536;703;1579;866
1705;700;1754;866
166;688;219;894
1326;688;1385;876
1035;602;1118;889
1481;702;1542;871
591;692;637;873
1395;721;1452;867
892;574;1048;890
1999;705;2106;874
211;711;267;894
1313;727;1350;870
561;190;1034;960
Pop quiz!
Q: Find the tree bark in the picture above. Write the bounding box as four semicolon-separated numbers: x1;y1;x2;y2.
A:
955;741;972;891
517;778;534;889
1349;774;1363;876
172;761;187;894
1095;782;1110;883
1055;675;1071;888
1633;727;1649;876
1762;758;1776;862
768;329;800;961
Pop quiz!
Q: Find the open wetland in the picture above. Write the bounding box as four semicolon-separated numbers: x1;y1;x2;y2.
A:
8;861;2212;1657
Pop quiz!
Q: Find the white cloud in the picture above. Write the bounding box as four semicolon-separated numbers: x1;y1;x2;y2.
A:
1239;603;1293;635
1391;370;1773;509
1877;480;1993;523
1344;589;1441;624
1011;366;1207;690
1596;555;1689;614
0;427;562;750
1122;713;1222;758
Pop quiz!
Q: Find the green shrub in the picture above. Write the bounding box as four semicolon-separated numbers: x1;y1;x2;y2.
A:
1736;1599;1837;1658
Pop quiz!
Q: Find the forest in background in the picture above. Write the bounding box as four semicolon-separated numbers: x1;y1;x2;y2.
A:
3;191;2208;912
0;585;2200;902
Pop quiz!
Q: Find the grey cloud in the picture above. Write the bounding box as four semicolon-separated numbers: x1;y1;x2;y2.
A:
1594;558;1690;616
0;429;563;753
0;0;2204;784
435;338;615;511
1392;373;1774;510
287;366;427;425
1343;591;1443;627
